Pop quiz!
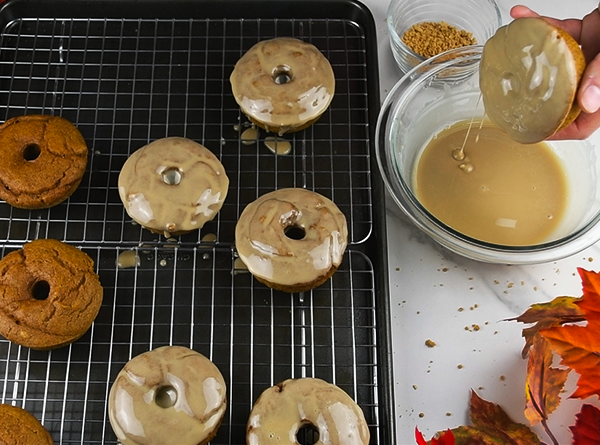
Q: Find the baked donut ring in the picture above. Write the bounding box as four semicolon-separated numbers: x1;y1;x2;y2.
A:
247;378;370;445
235;188;348;293
0;404;53;445
0;239;103;350
0;115;88;209
108;345;227;445
118;137;229;237
480;17;586;143
230;37;335;135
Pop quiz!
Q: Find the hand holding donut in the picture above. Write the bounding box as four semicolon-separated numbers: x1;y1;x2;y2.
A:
510;4;600;140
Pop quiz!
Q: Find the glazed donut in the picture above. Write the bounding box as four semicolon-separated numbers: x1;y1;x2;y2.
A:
0;115;88;209
235;188;347;293
108;345;227;445
0;239;103;350
480;17;586;144
0;404;53;445
118;137;229;237
247;378;370;445
230;37;335;135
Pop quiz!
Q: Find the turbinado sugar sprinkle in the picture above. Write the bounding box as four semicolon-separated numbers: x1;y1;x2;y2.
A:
401;21;477;58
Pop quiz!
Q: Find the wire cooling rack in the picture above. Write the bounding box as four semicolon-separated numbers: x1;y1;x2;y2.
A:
0;0;392;444
0;12;374;247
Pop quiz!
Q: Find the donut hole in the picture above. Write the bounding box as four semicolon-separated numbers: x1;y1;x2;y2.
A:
31;280;50;301
284;224;306;240
155;385;178;408
272;65;293;85
297;422;319;445
22;143;41;161
161;167;182;186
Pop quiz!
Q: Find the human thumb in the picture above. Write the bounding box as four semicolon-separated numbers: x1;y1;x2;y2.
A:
578;57;600;114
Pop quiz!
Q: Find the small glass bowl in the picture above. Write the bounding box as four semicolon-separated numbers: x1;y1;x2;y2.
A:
376;46;600;264
387;0;502;73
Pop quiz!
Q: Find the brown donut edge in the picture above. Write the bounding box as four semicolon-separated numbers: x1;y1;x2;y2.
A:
247;114;323;135
254;264;339;293
552;25;586;136
0;404;54;445
6;176;85;210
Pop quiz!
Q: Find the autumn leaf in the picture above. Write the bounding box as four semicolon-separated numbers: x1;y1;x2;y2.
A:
541;268;600;399
416;427;428;445
427;391;541;445
570;404;600;445
524;333;570;425
507;296;584;358
416;427;455;445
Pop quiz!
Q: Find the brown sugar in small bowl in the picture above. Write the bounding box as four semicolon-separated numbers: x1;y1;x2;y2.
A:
387;0;501;73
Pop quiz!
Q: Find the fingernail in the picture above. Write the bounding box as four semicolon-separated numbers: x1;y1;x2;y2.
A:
581;84;600;113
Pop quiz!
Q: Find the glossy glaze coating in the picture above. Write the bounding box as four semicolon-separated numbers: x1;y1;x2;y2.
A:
108;345;227;445
235;188;347;292
480;17;584;144
230;38;335;135
118;137;229;236
247;378;369;445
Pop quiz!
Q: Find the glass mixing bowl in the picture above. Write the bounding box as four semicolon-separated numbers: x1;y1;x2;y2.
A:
376;46;600;264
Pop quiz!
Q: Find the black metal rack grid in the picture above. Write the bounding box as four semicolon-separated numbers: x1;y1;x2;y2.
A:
0;15;373;246
0;1;392;444
0;245;380;444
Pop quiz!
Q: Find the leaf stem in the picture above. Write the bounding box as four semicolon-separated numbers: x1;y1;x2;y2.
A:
541;419;559;445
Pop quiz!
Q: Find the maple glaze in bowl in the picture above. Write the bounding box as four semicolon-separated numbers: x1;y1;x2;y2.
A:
376;46;600;264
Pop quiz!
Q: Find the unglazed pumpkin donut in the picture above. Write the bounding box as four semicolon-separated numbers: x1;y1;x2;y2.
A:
235;188;347;293
118;137;229;237
108;345;227;445
480;17;586;144
0;114;88;209
0;404;53;445
0;239;103;350
230;37;335;135
247;378;370;445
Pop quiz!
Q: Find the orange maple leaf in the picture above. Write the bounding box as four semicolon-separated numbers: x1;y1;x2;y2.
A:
541;268;600;399
507;296;584;358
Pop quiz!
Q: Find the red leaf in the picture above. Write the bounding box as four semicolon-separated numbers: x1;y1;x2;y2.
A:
415;427;455;445
416;427;428;445
570;404;600;445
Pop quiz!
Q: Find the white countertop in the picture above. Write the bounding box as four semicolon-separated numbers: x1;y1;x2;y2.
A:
360;0;600;443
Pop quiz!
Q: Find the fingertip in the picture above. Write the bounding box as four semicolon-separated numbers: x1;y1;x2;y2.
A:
510;5;539;19
580;84;600;114
579;59;600;113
